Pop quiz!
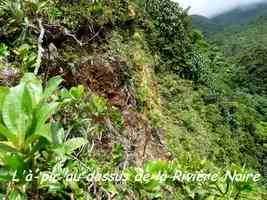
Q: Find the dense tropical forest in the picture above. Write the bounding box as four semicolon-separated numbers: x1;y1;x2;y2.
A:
0;0;266;199
192;2;267;36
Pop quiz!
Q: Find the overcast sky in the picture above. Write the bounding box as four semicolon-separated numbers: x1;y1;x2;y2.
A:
175;0;267;17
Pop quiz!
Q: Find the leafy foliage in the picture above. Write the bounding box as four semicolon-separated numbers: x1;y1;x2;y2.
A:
0;74;88;198
192;2;267;36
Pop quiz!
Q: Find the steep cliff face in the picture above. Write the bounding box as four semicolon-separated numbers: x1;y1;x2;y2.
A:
33;1;172;167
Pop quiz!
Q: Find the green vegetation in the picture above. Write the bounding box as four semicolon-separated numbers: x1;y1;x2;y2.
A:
0;0;266;199
211;16;267;58
192;2;267;36
191;15;221;35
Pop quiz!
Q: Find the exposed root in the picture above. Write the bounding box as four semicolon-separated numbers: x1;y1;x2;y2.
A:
63;27;83;46
43;23;103;47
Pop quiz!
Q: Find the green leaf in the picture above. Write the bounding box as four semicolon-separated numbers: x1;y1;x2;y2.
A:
111;106;124;129
51;7;62;17
64;137;87;154
25;137;50;158
43;76;62;101
21;73;43;107
0;168;14;182
32;124;52;143
0;86;9;114
35;102;58;135
2;84;29;144
2;153;25;172
22;85;33;119
0;43;8;57
205;196;215;200
51;122;64;145
70;85;84;100
87;94;107;116
2;85;22;133
144;160;169;174
53;144;67;156
241;184;253;192
28;137;50;157
8;189;27;200
0;123;16;142
0;142;18;153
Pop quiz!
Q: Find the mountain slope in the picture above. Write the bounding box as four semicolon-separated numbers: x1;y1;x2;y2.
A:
212;16;267;58
191;15;220;34
212;2;267;27
211;15;267;97
192;2;267;35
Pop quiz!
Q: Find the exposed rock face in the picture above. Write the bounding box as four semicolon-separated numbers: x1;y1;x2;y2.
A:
75;56;170;167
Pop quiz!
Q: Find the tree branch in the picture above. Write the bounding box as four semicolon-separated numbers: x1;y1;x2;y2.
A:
34;19;45;75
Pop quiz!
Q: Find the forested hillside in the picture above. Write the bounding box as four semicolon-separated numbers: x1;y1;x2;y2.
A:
212;2;267;28
0;0;266;199
191;15;220;35
211;16;267;58
192;2;267;35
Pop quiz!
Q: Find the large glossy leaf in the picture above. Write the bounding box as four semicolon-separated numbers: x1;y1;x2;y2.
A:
21;85;33;122
21;73;43;108
43;76;62;101
0;86;9;114
2;84;29;144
